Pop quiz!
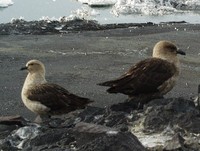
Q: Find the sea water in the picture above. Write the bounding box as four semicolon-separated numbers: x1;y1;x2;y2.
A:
1;0;200;24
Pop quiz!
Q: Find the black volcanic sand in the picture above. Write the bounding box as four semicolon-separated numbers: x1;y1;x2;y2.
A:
0;19;200;121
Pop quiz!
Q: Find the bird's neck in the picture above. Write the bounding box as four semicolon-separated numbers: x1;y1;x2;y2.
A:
23;72;47;89
156;55;180;68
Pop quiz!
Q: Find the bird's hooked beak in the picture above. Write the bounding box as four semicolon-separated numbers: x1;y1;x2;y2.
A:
176;49;186;55
20;66;28;71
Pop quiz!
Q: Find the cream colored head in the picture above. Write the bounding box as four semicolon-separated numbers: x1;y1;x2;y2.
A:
21;60;46;75
152;41;185;60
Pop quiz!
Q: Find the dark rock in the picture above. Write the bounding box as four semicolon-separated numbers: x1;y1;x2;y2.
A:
62;19;102;31
77;106;105;123
184;135;200;151
89;4;114;8
73;122;117;147
147;145;164;151
77;106;131;131
1;18;192;35
0;115;27;139
0;141;18;151
0;115;27;126
163;133;185;150
109;100;140;113
0;97;200;151
78;132;147;151
0;19;60;35
23;127;75;151
22;123;145;151
143;98;200;133
73;122;117;134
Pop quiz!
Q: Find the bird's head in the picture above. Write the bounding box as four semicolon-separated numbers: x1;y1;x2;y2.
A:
21;60;45;75
152;41;185;60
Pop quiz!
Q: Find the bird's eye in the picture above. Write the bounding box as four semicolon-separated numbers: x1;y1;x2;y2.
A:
29;63;34;66
166;45;177;52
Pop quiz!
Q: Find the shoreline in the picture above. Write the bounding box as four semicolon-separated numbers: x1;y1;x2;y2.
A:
0;18;189;35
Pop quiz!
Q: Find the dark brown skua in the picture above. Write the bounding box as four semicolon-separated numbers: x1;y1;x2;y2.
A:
98;40;186;104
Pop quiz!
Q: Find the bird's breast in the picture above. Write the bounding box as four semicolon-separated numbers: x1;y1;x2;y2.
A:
21;86;50;115
158;72;179;95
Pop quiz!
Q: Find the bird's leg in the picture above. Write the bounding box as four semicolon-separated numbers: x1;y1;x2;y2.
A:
127;96;144;109
34;114;51;124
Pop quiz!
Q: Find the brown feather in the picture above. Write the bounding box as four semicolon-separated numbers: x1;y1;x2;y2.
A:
27;83;93;115
98;58;177;96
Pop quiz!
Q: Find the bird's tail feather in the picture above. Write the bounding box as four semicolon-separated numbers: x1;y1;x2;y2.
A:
97;80;116;87
107;87;118;93
73;96;94;107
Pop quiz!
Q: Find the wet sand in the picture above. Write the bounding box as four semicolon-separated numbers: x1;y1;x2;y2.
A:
0;23;200;120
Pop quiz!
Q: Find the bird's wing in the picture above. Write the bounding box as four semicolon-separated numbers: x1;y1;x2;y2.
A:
98;58;177;95
27;83;93;113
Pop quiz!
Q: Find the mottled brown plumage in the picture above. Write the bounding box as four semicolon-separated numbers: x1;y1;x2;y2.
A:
21;60;93;117
98;40;185;103
26;83;92;115
100;58;176;95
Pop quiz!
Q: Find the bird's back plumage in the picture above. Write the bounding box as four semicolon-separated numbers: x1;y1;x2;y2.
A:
26;83;93;115
98;58;177;96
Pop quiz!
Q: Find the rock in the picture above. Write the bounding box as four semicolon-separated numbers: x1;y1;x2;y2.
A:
0;115;26;126
163;133;185;150
143;97;200;133
184;135;200;151
73;122;117;134
0;18;154;35
78;132;147;151
0;97;200;150
22;127;75;151
109;100;140;113
0;115;27;139
78;106;130;131
22;123;145;151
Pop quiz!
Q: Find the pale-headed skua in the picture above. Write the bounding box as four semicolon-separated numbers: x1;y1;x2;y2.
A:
98;40;186;105
21;60;93;122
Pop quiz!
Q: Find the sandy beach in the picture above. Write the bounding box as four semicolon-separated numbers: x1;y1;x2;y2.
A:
0;22;200;120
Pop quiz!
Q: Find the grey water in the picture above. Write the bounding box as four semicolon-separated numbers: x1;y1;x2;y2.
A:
1;0;200;24
0;0;82;23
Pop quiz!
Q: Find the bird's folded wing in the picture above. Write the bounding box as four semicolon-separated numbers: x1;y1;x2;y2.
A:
27;83;92;110
98;58;177;95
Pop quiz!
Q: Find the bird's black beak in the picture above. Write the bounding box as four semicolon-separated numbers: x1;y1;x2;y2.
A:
20;66;28;71
176;49;186;55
